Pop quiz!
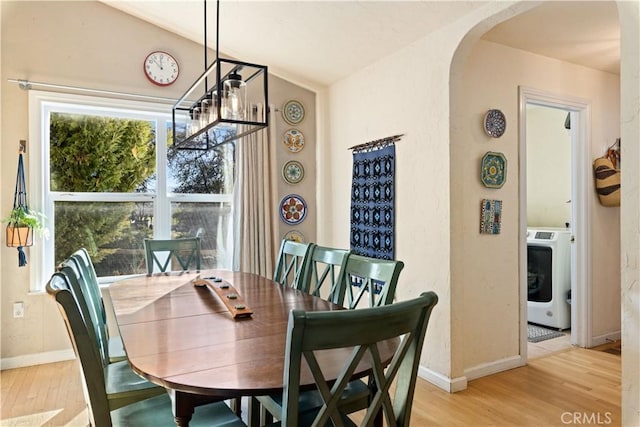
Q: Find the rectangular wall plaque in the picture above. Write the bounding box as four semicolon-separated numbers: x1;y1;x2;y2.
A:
480;199;502;234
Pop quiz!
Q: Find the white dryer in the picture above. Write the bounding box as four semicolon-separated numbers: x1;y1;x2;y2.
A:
527;228;571;330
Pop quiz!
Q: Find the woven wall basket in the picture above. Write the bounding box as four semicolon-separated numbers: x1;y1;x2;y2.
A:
593;157;621;207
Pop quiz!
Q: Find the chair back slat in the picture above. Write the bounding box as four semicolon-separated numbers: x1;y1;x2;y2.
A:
69;250;107;326
144;237;201;274
304;245;350;305
281;291;438;427
58;258;110;366
273;240;314;291
341;254;404;309
70;248;129;362
73;248;100;290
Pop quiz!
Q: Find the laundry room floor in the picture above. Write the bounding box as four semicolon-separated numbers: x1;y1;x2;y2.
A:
528;331;573;359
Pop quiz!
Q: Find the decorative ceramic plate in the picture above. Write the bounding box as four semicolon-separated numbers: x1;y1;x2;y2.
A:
483;109;506;138
282;100;305;125
280;194;307;225
282;129;305;153
284;230;305;243
481;151;507;188
282;160;305;184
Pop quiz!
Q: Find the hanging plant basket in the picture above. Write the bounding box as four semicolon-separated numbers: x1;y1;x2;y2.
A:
6;225;34;248
3;206;44;244
3;148;45;266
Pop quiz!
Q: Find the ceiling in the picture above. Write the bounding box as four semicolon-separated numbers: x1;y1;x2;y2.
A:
482;1;620;75
102;1;621;88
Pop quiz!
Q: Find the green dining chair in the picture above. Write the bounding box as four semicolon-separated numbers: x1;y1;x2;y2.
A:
341;254;405;309
144;236;201;275
272;240;314;291
47;272;244;427
273;291;438;427
304;245;350;305
335;254;407;414
46;272;166;411
69;250;245;419
257;253;406;423
68;248;126;362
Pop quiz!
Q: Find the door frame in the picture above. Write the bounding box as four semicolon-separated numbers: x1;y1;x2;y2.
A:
518;86;592;360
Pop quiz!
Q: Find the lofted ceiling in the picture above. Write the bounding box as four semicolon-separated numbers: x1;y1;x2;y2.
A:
101;0;621;88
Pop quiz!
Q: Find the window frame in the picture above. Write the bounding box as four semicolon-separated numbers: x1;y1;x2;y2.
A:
29;90;233;291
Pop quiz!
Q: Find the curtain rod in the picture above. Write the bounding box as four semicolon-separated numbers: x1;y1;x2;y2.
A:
7;78;177;103
348;134;404;152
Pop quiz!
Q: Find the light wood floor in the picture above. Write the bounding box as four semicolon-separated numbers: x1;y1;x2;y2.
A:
0;345;620;426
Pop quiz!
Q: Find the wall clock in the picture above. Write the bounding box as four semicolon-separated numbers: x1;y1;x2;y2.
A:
143;51;179;86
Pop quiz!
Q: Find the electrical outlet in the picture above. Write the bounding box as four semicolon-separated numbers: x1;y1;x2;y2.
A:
13;302;24;318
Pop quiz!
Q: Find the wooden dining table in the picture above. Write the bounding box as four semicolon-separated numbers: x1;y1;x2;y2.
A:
108;270;397;426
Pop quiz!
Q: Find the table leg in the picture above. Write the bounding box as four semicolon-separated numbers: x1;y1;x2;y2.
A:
247;396;261;427
174;416;192;427
168;390;195;426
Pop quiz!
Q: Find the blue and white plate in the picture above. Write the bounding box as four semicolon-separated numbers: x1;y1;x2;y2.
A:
483;109;506;138
280;194;307;225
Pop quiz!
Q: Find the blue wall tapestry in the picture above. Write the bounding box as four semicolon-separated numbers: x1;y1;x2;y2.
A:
350;143;395;260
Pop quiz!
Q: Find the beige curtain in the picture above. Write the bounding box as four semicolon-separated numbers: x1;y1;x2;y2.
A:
232;105;277;275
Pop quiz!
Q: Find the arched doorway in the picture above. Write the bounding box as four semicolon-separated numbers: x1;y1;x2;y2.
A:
449;1;638;424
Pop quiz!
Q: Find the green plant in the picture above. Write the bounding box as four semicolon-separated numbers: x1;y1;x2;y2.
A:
3;206;46;234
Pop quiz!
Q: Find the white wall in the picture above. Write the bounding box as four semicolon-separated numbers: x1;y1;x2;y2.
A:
324;35;454;382
618;1;640;424
526;105;572;228
320;1;542;387
320;0;630;396
452;38;620;370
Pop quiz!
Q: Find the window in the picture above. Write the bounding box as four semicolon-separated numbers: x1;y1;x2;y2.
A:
29;91;234;290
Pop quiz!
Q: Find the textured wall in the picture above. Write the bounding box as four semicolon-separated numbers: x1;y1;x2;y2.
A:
526;105;572;228
618;2;640;425
319;0;634;396
453;38;620;369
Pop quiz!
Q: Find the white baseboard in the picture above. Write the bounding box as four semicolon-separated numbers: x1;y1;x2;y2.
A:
418;355;529;393
0;349;75;371
590;330;621;347
464;355;525;381
418;365;468;393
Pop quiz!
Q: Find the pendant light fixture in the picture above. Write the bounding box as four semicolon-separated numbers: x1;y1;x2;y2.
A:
172;0;268;150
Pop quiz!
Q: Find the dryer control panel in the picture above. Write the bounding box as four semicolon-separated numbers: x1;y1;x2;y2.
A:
534;231;554;240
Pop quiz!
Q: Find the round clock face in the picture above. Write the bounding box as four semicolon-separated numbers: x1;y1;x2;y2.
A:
144;51;179;86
